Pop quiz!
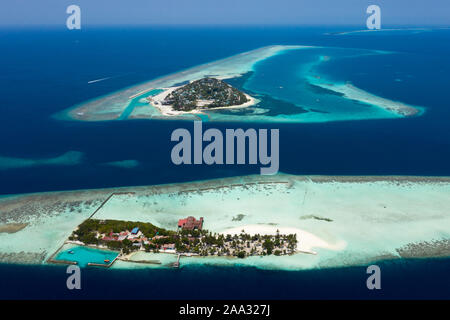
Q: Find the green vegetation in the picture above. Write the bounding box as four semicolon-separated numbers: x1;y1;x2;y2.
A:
163;77;249;111
74;219;175;239
70;219;298;258
71;219;177;253
263;238;274;255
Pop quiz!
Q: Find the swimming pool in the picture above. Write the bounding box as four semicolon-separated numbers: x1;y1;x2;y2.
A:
54;245;119;267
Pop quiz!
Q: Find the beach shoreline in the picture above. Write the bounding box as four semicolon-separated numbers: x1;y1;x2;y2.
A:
58;44;425;123
63;45;304;122
222;224;347;254
149;87;258;116
0;174;449;270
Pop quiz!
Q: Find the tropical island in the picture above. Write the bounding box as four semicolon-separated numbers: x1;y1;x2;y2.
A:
158;77;249;112
147;77;256;116
61;45;423;122
66;216;297;264
1;174;449;270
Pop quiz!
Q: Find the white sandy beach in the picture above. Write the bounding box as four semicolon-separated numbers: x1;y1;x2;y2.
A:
147;86;184;116
204;93;258;110
1;175;449;269
62;44;425;123
64;45;307;121
148;86;258;116
222;225;347;254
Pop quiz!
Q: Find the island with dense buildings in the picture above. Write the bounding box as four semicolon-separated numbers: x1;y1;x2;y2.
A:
146;77;256;116
62;45;423;122
158;78;249;111
65;217;298;263
1;174;449;270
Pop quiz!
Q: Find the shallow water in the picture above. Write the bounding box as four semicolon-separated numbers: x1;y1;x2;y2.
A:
0;27;449;299
54;245;119;267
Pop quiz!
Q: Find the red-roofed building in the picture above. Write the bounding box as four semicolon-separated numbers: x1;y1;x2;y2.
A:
153;235;169;240
162;243;176;250
178;216;204;231
102;236;118;241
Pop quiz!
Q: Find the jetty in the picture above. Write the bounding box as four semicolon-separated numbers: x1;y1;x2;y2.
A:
87;255;118;268
129;87;155;99
88;192;135;219
46;242;75;265
117;257;162;265
173;254;181;268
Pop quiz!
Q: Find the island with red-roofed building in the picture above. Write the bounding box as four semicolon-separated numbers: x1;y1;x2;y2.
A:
50;215;298;268
178;216;204;231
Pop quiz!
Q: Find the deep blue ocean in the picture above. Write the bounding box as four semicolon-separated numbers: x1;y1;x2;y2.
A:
0;26;449;299
0;258;449;299
1;26;450;195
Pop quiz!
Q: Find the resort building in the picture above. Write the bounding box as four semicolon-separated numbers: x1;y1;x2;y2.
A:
102;235;118;241
128;228;142;239
178;216;204;231
161;243;176;251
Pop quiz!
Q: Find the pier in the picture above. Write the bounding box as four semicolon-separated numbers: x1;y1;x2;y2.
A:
117;256;162;265
46;242;74;265
173;254;181;268
88;192;135;219
48;259;77;265
87;255;118;268
129;87;155;99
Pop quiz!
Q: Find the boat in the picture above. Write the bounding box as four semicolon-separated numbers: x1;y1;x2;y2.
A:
104;259;110;263
68;250;74;254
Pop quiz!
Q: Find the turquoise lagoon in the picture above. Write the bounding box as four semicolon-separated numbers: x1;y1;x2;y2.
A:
118;88;164;120
54;245;119;267
212;47;420;122
66;45;423;123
